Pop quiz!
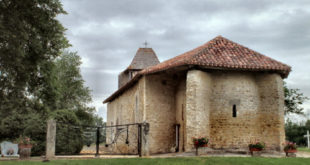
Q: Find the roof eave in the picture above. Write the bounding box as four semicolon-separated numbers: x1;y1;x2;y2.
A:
103;64;291;104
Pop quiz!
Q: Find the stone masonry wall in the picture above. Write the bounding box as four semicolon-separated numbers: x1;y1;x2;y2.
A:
175;78;186;152
118;71;130;89
209;71;261;150
185;70;285;151
106;78;145;154
144;73;179;154
256;73;285;151
185;70;212;151
107;69;285;154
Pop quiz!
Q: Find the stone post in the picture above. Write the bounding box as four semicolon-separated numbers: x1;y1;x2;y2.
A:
45;119;56;160
141;122;150;156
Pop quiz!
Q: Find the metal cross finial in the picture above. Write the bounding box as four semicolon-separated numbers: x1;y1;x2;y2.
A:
143;41;148;48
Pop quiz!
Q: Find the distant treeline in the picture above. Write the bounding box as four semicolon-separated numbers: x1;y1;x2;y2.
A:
285;119;310;146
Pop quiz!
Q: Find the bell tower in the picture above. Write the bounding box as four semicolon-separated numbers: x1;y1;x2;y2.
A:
118;46;160;88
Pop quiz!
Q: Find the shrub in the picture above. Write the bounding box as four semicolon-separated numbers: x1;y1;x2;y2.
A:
248;141;265;150
284;141;297;151
192;137;209;148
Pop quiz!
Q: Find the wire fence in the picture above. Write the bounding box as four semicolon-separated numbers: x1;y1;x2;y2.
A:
55;122;143;156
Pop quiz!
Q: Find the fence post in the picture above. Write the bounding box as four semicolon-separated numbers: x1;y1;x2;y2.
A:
95;127;100;157
138;124;142;157
45;119;56;160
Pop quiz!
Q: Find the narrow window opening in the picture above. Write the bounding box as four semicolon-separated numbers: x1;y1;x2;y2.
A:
135;96;139;123
128;71;132;79
232;104;237;117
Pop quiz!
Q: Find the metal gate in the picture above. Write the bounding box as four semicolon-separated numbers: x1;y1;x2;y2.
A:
55;122;143;156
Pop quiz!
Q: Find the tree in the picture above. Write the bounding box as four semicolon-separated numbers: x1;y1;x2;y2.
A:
285;119;310;146
0;0;69;105
0;1;99;155
284;83;309;115
49;51;96;124
0;50;98;155
0;0;69;132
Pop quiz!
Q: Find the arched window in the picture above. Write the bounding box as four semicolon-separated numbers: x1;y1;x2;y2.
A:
232;104;237;117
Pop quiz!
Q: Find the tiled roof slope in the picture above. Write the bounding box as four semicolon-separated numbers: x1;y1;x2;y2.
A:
103;36;291;103
140;36;291;76
128;48;160;70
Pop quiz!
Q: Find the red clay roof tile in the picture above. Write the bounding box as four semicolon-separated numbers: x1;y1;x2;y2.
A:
140;36;291;76
103;36;291;103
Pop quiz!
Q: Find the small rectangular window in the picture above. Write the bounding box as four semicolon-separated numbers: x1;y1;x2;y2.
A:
233;104;237;117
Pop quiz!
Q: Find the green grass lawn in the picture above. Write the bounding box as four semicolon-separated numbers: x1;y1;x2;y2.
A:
0;157;310;165
299;147;310;152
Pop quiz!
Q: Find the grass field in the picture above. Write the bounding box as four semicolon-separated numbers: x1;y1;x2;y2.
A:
299;147;310;152
0;157;310;165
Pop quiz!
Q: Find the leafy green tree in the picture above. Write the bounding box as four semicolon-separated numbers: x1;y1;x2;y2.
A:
25;50;98;155
285;119;310;146
284;83;309;115
54;51;92;110
0;0;100;155
0;0;69;141
50;51;96;124
0;0;69;110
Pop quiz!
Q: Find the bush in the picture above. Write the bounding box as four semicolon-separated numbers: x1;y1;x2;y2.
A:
23;114;47;156
248;142;265;150
284;141;297;151
192;137;209;148
0;111;47;156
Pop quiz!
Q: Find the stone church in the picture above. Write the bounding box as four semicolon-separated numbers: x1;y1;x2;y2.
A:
103;36;291;154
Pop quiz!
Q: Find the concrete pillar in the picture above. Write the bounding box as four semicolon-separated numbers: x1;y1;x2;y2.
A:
185;70;212;151
45;119;56;159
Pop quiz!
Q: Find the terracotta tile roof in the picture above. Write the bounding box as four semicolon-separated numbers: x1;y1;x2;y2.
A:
103;36;291;103
127;48;160;70
140;35;291;76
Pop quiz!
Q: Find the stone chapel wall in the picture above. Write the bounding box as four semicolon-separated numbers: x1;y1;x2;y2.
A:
106;78;145;154
209;71;261;150
256;73;285;150
144;74;179;154
185;70;285;151
107;69;285;154
175;78;186;152
185;70;212;151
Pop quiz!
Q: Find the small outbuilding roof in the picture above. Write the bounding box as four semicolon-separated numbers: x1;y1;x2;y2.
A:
103;36;291;103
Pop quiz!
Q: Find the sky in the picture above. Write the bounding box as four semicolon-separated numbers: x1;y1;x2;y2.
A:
57;0;310;122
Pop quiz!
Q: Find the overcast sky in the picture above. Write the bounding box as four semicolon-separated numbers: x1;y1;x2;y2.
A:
57;0;310;121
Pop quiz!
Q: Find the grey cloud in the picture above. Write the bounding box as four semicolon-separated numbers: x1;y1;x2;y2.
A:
59;0;310;120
